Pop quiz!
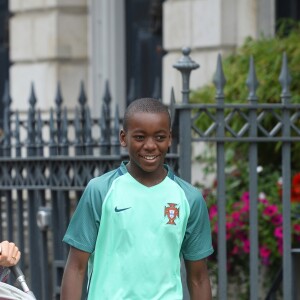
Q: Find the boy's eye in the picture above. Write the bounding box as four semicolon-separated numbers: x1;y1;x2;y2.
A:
156;135;166;141
134;135;144;141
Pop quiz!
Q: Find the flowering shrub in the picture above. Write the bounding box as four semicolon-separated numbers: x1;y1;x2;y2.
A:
202;164;300;287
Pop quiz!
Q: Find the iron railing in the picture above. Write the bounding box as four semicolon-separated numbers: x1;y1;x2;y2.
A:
0;47;299;300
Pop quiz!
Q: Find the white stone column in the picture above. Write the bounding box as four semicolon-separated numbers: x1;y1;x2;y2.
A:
162;0;275;103
9;0;88;110
89;0;126;117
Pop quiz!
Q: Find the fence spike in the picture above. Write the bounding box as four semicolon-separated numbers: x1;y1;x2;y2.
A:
15;111;21;156
55;82;63;109
279;52;292;102
27;82;37;156
84;107;93;155
102;81;111;130
103;80;111;110
169;87;178;154
99;106;109;154
152;76;161;101
61;107;68;145
36;109;43;144
57;107;68;155
2;80;11;107
84;107;92;144
27;103;35;156
173;47;199;104
78;80;87;108
2;115;9;136
113;104;120;138
29;82;37;109
127;77;136;105
213;54;226;101
246;56;259;102
170;87;176;127
49;108;56;146
74;107;82;155
74;107;81;143
0;80;12;152
36;109;43;155
99;108;105;142
173;47;199;73
2;95;11;155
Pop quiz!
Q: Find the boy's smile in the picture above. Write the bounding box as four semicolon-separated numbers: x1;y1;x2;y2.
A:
120;111;172;186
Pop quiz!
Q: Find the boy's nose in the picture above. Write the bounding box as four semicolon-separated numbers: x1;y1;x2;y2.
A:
144;137;156;149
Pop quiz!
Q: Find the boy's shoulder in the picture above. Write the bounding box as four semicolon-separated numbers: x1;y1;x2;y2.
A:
88;167;122;187
168;168;205;208
171;172;200;195
87;162;127;190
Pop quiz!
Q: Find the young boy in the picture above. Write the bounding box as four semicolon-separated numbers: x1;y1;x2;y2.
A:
60;98;214;299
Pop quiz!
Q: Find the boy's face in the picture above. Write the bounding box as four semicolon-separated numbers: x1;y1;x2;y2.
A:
120;112;172;176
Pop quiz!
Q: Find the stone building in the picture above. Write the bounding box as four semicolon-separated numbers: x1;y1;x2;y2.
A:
0;0;299;122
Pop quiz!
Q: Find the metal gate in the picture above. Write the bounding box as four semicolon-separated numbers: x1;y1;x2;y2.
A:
0;47;299;299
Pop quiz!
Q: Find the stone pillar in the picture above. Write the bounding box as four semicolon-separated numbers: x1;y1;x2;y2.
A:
9;0;88;110
89;0;126;117
162;0;275;102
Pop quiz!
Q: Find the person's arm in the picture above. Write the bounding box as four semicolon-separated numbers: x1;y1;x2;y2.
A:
184;259;212;300
60;246;90;300
0;241;21;267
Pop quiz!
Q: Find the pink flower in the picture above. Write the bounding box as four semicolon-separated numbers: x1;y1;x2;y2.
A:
263;205;278;217
260;246;271;258
231;211;241;221
242;239;250;253
231;245;239;255
258;192;269;205
226;222;235;230
241;202;249;212
271;215;282;226
274;226;283;239
261;257;270;266
241;192;249;203
260;245;271;265
209;205;218;219
233;202;241;209
294;224;300;234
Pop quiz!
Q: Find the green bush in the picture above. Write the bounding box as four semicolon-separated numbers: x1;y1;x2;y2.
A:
191;20;300;297
190;19;300;169
191;19;300;104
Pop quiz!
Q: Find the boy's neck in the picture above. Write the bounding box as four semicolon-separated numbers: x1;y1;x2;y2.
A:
126;162;167;187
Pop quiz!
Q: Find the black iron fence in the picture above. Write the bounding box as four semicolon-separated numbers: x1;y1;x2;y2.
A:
172;49;300;300
0;48;299;300
0;80;178;300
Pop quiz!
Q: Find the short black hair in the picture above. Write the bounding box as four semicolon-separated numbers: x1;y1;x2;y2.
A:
123;98;171;131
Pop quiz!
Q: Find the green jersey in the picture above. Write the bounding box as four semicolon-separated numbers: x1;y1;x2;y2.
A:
63;162;213;299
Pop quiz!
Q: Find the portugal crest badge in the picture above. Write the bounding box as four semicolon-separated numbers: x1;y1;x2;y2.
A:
164;203;179;225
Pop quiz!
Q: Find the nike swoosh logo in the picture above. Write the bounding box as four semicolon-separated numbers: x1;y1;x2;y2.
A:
115;206;131;212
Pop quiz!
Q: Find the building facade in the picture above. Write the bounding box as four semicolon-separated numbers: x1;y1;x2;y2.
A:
1;0;299;119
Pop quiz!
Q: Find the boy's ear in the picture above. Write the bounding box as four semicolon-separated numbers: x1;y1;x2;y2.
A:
119;129;127;147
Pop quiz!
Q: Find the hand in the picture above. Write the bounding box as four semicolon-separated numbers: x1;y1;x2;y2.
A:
0;241;21;267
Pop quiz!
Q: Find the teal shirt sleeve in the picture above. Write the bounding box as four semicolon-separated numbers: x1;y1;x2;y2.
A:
175;177;214;261
63;177;103;253
63;169;119;253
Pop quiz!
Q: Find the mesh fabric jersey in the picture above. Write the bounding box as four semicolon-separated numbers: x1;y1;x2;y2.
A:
63;162;213;299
